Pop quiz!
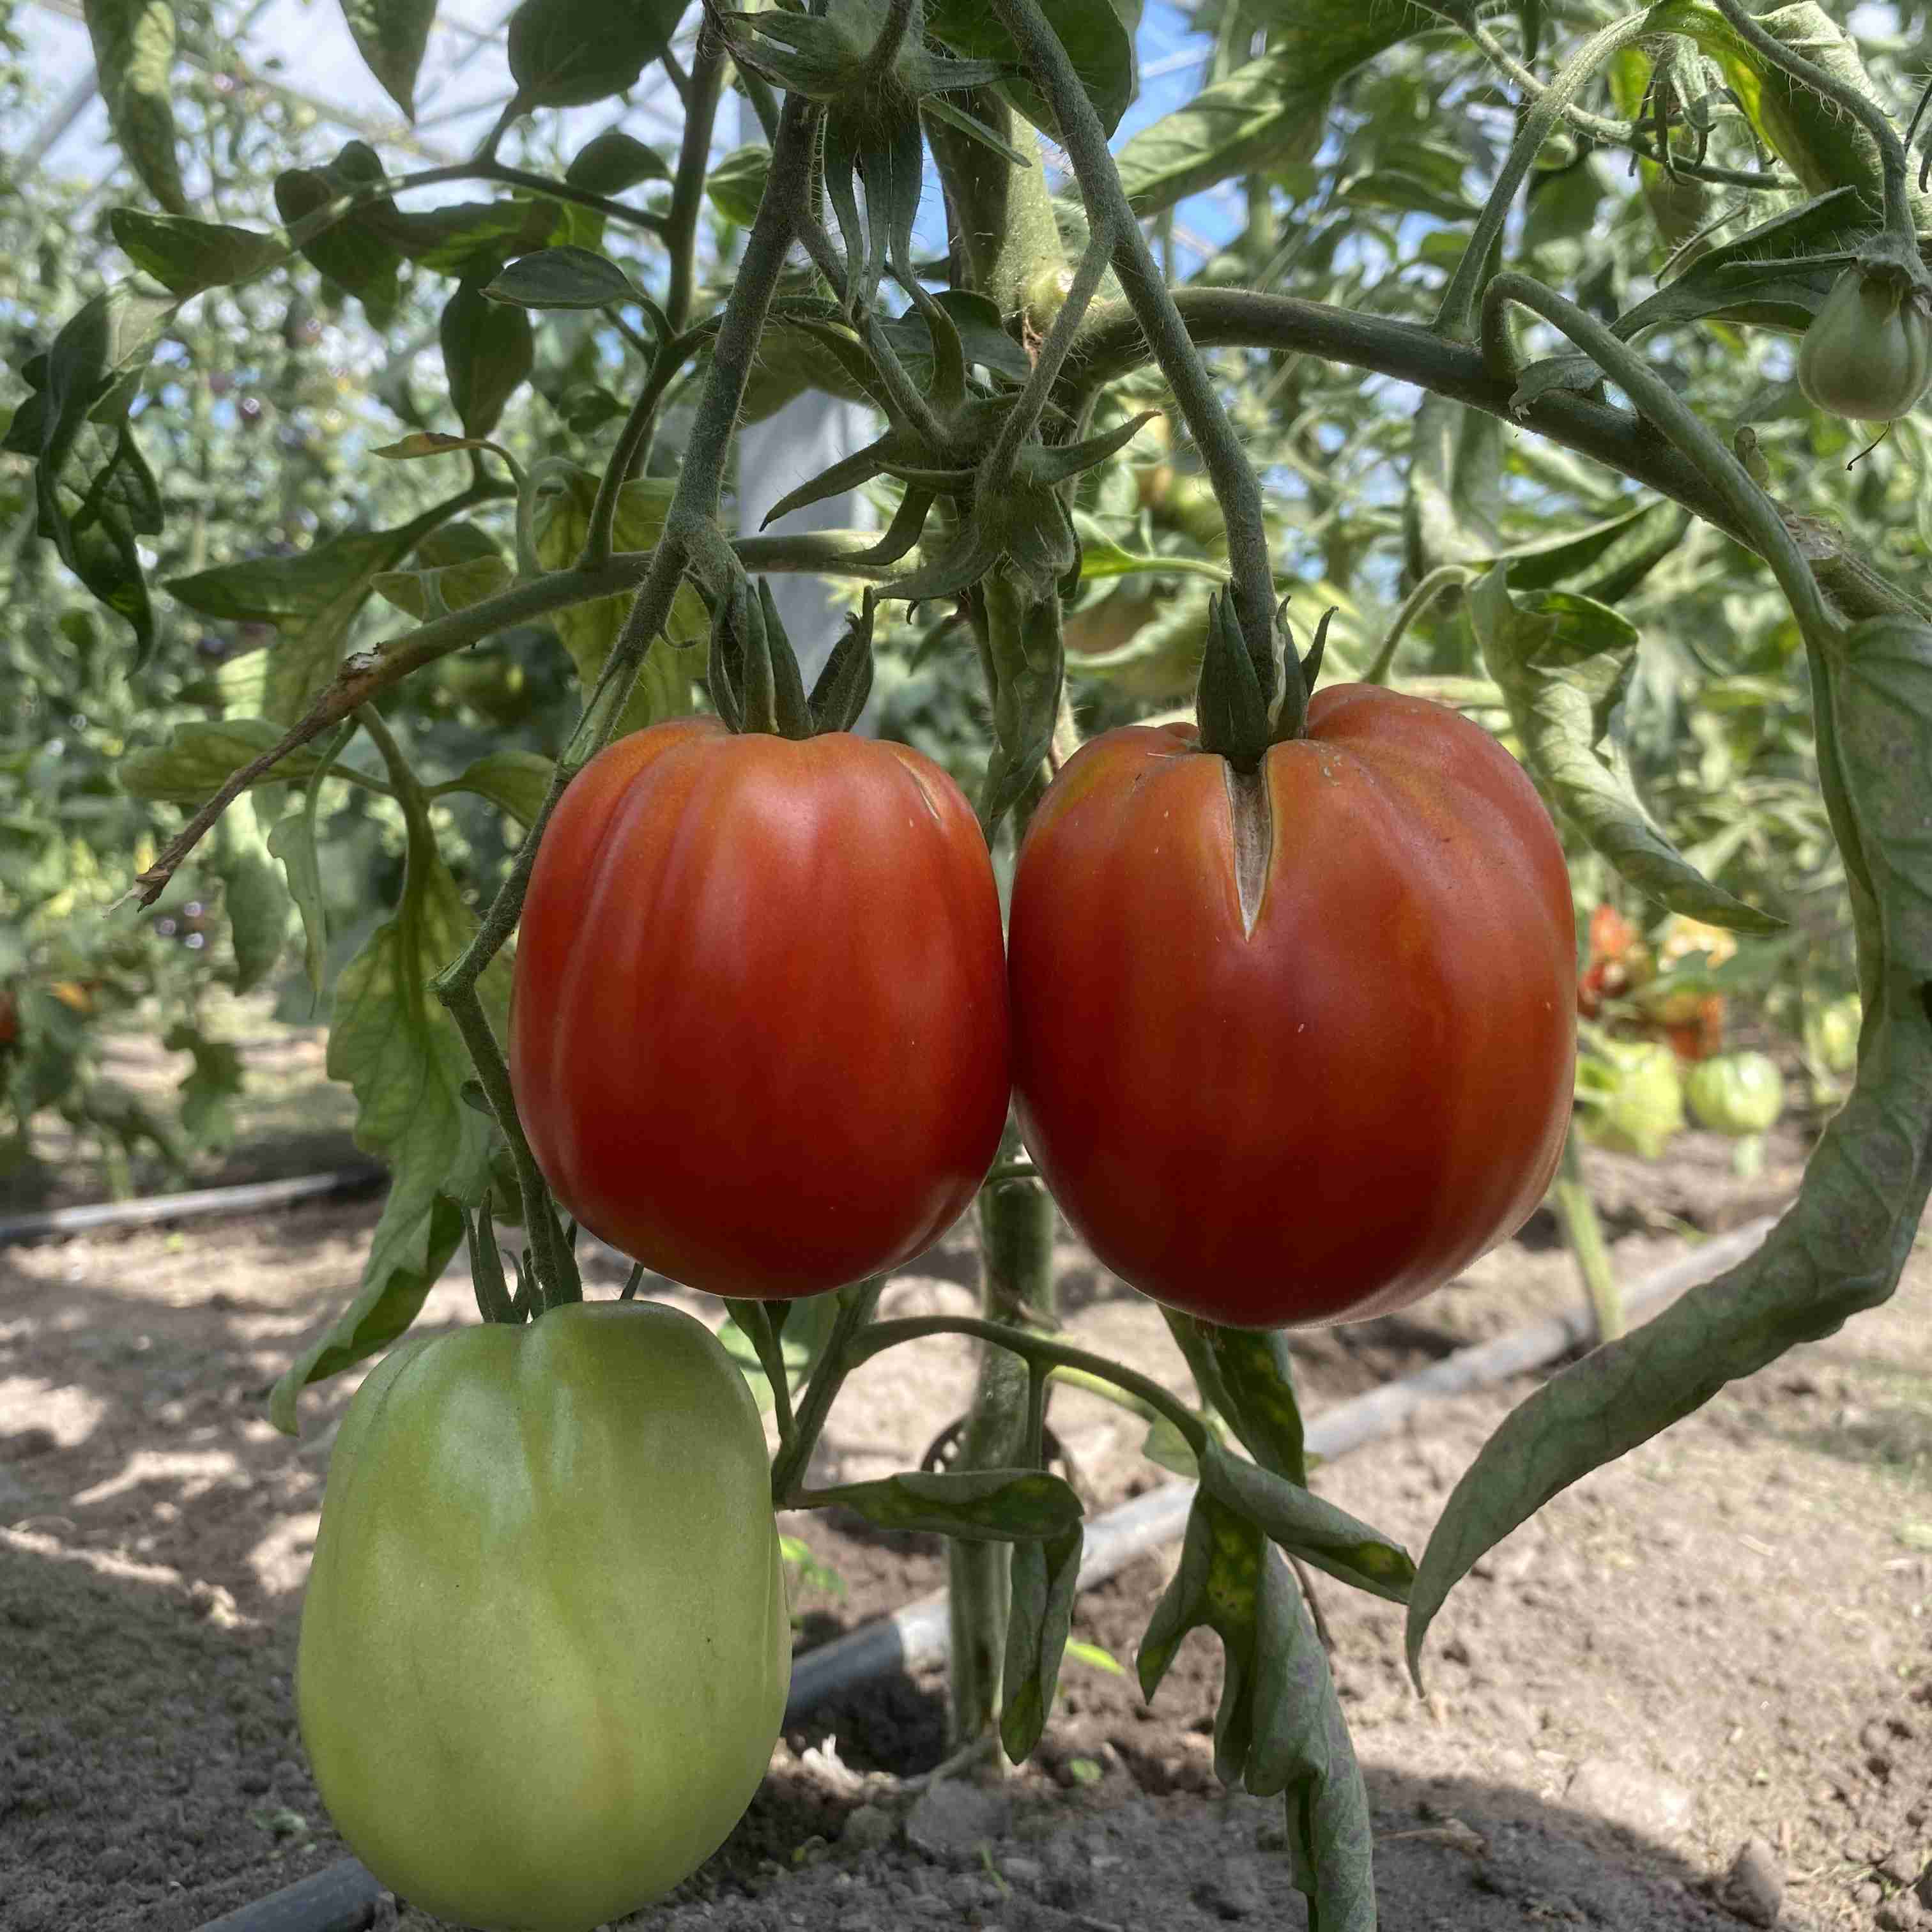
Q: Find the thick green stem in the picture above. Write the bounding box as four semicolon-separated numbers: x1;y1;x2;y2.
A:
664;21;728;332
1365;565;1472;684
948;1134;1059;1748
926;94;1064;316
986;0;1275;686
1480;272;1846;651
1552;1123;1621;1344
1433;15;1653;341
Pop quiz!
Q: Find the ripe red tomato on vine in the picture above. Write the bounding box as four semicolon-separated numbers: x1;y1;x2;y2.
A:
509;716;1010;1300
1007;684;1577;1328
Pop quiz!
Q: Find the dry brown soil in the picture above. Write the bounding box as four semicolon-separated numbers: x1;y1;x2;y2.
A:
2;1088;1929;1932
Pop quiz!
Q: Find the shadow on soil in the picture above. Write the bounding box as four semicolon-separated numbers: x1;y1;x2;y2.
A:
1;1528;1761;1932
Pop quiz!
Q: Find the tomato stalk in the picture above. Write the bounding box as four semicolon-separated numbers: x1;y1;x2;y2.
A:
948;1134;1058;1748
1549;1123;1623;1345
361;703;583;1313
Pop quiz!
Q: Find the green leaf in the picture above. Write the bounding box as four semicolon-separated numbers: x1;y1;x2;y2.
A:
164;1022;245;1146
1176;1318;1308;1483
119;719;325;802
1071;516;1228;586
430;749;553;825
441;281;533;438
268;827;512;1432
565;129;670;195
977;581;1065;834
339;0;437;120
273;142;403;328
808;1468;1084;1542
372;553;513;622
705;145;771;229
1501;498;1690;606
1404;390;1506;581
221;844;289;995
83;0;190;214
1470;566;1782;934
169;502;463;723
485;245;641;310
1000;1525;1083;1762
1648;1;1932;230
1409;638;1932;1689
1111;7;1425;217
529;466;705;733
1197;1445;1414;1604
109;210;286;295
271;1194;468;1435
1613;186;1863;341
927;0;1135;139
506;0;682;111
1140;1492;1374;1929
266;804;328;1002
4;282;177;658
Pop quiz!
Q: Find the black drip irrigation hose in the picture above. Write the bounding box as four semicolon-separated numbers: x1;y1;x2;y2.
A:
188;1211;1776;1931
0;1168;387;1246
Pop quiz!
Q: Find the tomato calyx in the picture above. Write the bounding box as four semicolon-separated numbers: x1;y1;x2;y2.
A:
1193;586;1332;768
716;0;1016;308
708;576;877;737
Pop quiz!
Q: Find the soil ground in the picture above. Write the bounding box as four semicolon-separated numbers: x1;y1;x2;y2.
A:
2;1041;1929;1932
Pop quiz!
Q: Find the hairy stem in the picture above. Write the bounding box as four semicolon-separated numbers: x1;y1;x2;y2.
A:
664;21;728;332
986;0;1275;682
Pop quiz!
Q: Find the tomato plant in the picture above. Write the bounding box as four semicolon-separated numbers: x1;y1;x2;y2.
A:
298;1300;790;1932
23;0;1932;1923
509;714;1009;1298
1008;684;1575;1328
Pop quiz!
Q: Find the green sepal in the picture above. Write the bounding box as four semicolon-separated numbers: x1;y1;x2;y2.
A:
809;591;877;733
1195;586;1270;767
466;1202;518;1324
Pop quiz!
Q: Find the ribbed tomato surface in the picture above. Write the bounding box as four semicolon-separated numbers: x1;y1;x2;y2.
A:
510;717;1010;1298
1008;685;1575;1328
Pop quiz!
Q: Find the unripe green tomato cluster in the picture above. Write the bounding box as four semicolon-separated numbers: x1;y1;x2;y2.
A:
1798;266;1932;423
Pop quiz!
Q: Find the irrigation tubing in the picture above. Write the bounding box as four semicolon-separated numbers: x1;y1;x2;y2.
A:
178;1213;1776;1929
0;1167;385;1245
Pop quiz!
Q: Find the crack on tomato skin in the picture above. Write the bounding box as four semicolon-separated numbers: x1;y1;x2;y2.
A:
1223;762;1271;939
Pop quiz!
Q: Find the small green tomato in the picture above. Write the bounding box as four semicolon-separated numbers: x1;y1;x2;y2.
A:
1798;266;1932;423
1685;1051;1785;1138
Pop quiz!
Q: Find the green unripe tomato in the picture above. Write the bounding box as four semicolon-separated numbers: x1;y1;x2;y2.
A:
1579;1039;1683;1160
298;1301;791;1932
1798;266;1932;423
1685;1051;1785;1137
1809;992;1861;1076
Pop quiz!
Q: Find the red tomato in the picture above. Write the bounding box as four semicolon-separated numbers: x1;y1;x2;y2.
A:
1008;686;1575;1328
510;717;1010;1298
